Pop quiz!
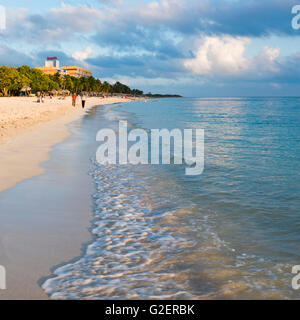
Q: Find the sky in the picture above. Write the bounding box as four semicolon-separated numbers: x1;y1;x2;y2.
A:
1;0;300;96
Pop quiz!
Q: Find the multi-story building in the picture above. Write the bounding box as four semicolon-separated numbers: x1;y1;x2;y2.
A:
45;57;60;69
61;66;92;78
37;66;59;75
37;57;92;78
36;57;60;75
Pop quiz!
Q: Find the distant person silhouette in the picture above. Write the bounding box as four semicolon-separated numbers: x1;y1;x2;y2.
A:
72;93;77;107
81;93;86;109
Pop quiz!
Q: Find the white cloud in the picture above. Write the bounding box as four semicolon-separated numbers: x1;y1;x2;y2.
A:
184;35;281;77
51;4;104;33
142;0;183;21
184;36;251;76
72;46;95;62
255;46;280;73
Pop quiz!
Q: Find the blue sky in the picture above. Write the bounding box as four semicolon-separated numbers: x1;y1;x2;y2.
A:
1;0;300;96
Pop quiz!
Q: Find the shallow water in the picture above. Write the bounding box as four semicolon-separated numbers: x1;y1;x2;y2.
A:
43;98;300;299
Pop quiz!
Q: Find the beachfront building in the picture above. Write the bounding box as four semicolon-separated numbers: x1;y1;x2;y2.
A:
45;57;60;69
37;66;63;75
37;57;61;75
36;57;60;75
61;66;92;78
37;57;92;78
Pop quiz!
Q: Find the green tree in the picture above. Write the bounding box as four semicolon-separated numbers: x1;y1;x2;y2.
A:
0;66;22;96
102;81;112;93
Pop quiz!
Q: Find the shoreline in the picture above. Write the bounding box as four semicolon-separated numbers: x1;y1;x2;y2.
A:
0;98;129;300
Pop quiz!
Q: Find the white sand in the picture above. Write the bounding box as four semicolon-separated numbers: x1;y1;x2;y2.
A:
0;96;129;192
0;96;117;141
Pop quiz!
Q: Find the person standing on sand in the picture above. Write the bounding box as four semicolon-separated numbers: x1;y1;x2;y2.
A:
81;93;87;109
72;93;77;107
41;93;45;103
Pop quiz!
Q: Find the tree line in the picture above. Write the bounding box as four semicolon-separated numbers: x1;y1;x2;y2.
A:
0;65;144;96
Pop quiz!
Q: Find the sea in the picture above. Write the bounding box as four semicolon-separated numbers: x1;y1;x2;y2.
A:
42;97;300;299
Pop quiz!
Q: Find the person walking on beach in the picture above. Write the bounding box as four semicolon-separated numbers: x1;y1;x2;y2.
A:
81;93;87;109
72;93;77;107
37;92;41;103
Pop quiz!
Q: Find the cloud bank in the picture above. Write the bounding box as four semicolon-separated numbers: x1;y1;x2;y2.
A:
1;0;300;95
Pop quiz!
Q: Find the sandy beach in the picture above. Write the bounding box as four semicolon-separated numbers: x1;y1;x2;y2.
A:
0;96;128;299
0;96;129;192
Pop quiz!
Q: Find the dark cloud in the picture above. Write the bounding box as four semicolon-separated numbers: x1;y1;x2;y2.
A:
0;45;33;66
5;1;300;45
34;50;78;67
205;0;299;37
267;53;300;83
88;55;145;68
87;53;185;79
91;0;300;37
0;46;80;70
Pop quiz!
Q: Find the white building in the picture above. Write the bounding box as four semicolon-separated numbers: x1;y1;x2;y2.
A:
45;57;60;69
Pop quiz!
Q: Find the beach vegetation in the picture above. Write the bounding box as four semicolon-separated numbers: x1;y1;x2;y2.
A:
0;65;181;98
0;65;141;97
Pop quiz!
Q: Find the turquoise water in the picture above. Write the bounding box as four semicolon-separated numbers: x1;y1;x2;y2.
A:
43;97;300;299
